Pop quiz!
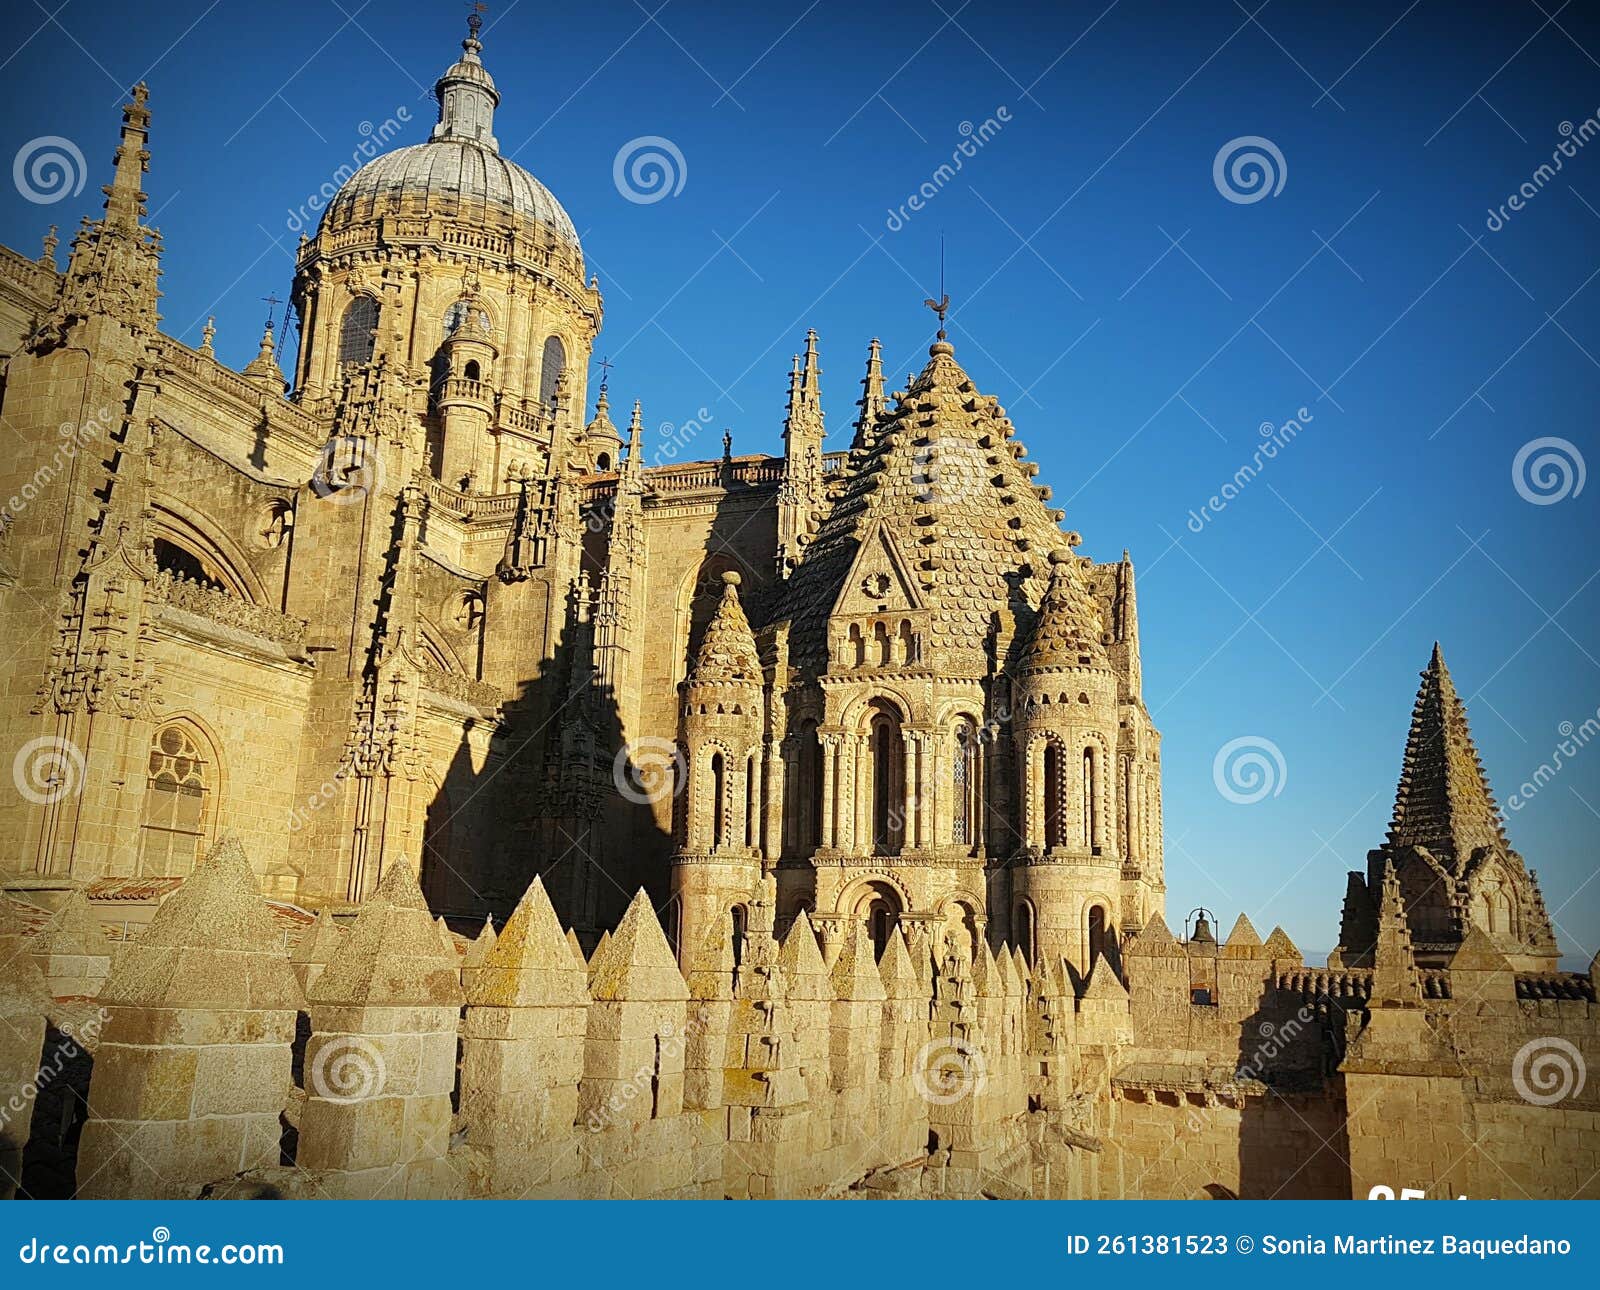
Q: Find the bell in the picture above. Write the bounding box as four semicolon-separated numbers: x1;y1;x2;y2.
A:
1190;915;1215;945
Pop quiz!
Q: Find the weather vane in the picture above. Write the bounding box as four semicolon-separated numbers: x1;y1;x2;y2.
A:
597;355;613;391
922;233;949;340
261;292;281;329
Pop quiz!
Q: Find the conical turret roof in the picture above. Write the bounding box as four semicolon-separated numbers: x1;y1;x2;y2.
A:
1017;549;1109;671
689;571;761;683
1385;643;1508;866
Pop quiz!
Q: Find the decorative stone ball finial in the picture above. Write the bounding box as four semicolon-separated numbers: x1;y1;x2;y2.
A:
721;570;742;587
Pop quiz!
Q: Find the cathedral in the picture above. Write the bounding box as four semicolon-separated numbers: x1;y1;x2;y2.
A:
0;19;1165;980
0;19;1594;1203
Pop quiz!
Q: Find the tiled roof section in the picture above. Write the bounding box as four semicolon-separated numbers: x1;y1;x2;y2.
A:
779;339;1069;671
1017;550;1109;671
1385;643;1509;864
689;572;761;683
85;876;185;901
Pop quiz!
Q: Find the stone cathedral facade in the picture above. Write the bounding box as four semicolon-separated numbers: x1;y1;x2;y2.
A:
0;22;1595;1204
0;24;1163;982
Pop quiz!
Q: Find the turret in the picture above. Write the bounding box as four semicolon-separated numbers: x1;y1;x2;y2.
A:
670;571;765;964
1009;546;1122;976
578;381;624;473
435;286;498;490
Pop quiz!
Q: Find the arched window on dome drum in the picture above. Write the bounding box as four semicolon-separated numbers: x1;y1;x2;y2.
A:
1088;904;1111;971
139;724;213;877
338;297;378;370
539;335;566;406
869;707;904;857
1083;746;1100;855
794;719;822;852
1015;900;1036;968
953;720;980;849
1043;741;1065;851
745;751;760;849
710;751;727;850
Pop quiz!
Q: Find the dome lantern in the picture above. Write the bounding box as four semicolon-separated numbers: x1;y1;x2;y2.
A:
431;12;500;151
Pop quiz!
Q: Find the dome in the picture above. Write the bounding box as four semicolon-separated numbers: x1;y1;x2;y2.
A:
323;141;580;249
318;15;580;254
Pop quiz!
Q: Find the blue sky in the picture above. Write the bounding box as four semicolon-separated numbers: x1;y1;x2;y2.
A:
3;0;1597;964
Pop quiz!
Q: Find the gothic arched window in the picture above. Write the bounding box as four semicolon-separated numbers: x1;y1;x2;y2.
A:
953;719;980;849
869;705;904;856
539;334;566;406
1043;741;1065;851
1083;746;1100;855
139;723;213;877
338;296;378;369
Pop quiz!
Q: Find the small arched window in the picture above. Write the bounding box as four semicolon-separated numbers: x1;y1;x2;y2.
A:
1015;900;1036;968
463;359;481;382
1088;904;1110;969
1043;741;1065;851
953;719;980;849
710;751;727;849
1083;746;1100;854
140;724;213;877
338;297;378;369
539;335;566;406
595;452;611;472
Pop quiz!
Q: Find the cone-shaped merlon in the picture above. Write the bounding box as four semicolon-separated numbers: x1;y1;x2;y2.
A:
471;876;586;1008
290;909;345;965
972;937;1004;998
1220;912;1268;959
876;927;923;998
97;834;304;1011
309;865;462;1009
463;916;497;969
1001;945;1025;997
372;860;430;912
1261;926;1301;962
33;887;106;957
831;919;887;1002
565;927;586;967
778;909;828;982
1126;911;1186;958
1448;924;1513;972
1081;959;1129;1001
586;890;688;1003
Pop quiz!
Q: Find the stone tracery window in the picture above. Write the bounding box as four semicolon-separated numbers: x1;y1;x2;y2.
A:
139;723;213;877
953;719;981;849
338;296;378;369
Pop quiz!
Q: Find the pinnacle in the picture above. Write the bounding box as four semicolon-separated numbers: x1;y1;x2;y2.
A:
1125;912;1186;958
778;910;828;981
1384;643;1508;865
469;876;586;1008
877;926;923;997
1220;913;1265;959
586;890;688;1002
831;919;887;1001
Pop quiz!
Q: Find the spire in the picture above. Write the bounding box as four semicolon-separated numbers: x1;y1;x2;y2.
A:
1384;643;1508;866
39;225;58;270
1018;548;1109;671
241;319;285;394
199;315;216;358
104;83;151;230
622;398;645;484
580;381;622;471
431;11;500;152
783;331;824;444
688;571;761;684
852;337;885;450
